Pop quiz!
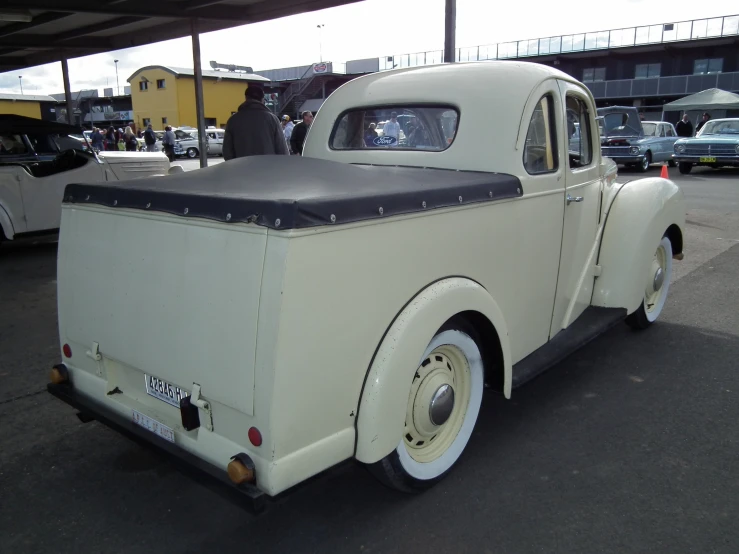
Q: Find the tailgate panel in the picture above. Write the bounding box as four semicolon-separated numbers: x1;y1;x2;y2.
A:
58;206;266;416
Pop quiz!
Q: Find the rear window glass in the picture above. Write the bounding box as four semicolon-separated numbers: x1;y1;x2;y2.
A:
331;106;458;151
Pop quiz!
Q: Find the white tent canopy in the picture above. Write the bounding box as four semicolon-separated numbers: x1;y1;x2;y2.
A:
663;88;739;111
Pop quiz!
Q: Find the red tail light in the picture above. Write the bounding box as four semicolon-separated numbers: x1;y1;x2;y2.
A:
248;427;262;447
62;344;72;358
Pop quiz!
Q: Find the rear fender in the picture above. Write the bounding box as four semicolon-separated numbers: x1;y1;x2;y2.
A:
593;177;685;313
355;277;511;464
0;202;15;240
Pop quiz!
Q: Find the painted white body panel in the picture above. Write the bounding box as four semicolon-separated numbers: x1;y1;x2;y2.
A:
56;61;685;496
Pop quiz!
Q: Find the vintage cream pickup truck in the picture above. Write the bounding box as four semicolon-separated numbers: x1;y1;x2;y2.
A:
48;61;685;508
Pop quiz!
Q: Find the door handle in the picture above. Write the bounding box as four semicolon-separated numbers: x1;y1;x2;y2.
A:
566;194;584;205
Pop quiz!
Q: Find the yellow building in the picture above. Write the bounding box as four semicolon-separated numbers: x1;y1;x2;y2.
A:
127;66;271;130
0;93;57;119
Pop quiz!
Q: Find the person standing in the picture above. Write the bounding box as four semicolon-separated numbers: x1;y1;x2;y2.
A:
382;112;401;146
222;85;288;160
290;111;313;156
105;126;116;151
144;124;158;152
90;127;104;151
282;115;295;153
695;112;711;134
675;114;693;137
162;125;176;161
123;126;138;152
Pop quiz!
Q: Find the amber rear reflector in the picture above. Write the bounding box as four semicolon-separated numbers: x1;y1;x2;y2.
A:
227;459;255;485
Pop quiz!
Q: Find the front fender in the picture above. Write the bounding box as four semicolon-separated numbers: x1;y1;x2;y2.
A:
593;177;685;313
355;277;512;464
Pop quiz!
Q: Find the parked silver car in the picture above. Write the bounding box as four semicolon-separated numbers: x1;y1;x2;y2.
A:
673;118;739;174
597;107;679;172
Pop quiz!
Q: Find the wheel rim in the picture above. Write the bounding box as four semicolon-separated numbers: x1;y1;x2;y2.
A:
403;343;471;464
643;237;672;322
187;148;197;158
642;154;650;171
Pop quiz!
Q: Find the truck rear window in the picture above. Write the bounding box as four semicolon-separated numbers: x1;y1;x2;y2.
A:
330;106;458;151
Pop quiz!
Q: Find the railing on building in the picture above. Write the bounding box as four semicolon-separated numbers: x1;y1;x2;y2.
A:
584;71;739;100
378;14;739;71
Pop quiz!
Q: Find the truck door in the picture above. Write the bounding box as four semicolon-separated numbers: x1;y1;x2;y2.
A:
549;81;602;337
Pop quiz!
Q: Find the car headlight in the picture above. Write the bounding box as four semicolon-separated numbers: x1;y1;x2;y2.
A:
675;144;686;153
630;146;640;155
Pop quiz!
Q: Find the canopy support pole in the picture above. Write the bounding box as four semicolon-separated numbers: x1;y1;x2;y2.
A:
444;0;456;63
61;58;74;126
191;19;208;168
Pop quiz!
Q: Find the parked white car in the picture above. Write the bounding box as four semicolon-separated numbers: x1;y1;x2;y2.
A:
48;62;685;507
205;128;225;156
0;115;174;245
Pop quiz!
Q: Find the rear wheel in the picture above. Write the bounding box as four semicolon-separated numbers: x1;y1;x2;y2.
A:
678;162;693;174
638;151;652;172
625;236;673;330
368;320;484;492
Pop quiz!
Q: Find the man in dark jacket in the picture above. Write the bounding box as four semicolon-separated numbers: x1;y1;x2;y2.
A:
290;111;313;155
143;124;158;152
675;114;693;137
695;112;711;134
222;85;288;159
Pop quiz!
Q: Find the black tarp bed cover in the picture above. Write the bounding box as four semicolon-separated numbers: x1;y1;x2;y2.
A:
63;156;523;230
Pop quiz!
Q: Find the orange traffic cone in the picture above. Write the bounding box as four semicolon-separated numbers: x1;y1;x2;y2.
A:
660;164;669;179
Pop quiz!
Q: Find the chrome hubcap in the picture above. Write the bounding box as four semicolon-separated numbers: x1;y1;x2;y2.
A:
653;267;664;292
429;384;455;426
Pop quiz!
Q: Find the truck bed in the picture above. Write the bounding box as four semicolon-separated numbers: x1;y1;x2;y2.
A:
62;156;523;230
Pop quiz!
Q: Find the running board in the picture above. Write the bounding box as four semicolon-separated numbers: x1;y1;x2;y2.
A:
512;307;627;389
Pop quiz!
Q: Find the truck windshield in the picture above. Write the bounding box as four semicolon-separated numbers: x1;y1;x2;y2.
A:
602;112;642;137
330;106;458;151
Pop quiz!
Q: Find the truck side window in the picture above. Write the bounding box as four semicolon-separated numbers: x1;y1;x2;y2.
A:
523;95;558;175
566;96;592;169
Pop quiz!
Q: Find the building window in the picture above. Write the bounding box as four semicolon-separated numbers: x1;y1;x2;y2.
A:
582;67;605;82
635;63;661;79
157;79;166;89
139;81;148;91
143;118;151;127
694;58;723;74
162;117;168;125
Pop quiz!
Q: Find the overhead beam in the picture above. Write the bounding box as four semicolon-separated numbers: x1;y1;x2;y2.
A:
54;16;145;41
0;35;113;49
0;12;69;38
2;0;254;21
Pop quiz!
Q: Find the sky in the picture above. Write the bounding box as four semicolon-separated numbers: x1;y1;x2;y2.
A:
0;0;737;96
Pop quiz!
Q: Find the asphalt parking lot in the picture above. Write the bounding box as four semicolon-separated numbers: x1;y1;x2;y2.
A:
1;165;737;554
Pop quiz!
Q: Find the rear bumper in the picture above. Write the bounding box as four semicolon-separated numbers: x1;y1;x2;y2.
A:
47;381;266;513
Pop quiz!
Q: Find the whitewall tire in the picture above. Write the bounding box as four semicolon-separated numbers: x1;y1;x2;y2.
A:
626;235;673;329
368;321;484;492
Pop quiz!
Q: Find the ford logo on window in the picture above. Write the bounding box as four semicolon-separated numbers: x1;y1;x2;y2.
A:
373;135;397;146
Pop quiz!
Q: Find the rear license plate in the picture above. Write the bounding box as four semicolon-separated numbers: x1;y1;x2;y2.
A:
145;374;189;408
132;410;175;443
699;156;716;163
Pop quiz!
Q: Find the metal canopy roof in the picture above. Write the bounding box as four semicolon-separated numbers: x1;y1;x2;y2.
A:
0;0;362;73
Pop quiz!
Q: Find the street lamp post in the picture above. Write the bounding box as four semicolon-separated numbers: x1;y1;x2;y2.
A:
18;75;23;94
316;24;325;62
114;59;120;96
